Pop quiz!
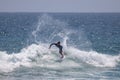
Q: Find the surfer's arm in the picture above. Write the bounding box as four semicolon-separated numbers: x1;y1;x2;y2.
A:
49;43;56;49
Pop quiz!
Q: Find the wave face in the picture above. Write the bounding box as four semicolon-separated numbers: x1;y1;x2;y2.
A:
0;13;120;80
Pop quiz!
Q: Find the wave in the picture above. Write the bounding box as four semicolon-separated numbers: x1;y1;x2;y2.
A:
0;42;119;72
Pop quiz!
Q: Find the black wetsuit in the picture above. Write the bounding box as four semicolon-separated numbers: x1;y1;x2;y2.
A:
50;43;63;53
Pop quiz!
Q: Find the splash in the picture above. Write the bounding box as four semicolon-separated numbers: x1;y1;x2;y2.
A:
32;14;69;44
31;14;92;51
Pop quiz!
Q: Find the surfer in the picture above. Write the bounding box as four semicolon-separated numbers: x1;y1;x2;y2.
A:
49;41;64;58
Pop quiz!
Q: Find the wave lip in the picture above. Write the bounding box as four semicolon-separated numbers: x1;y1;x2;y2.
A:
68;47;119;67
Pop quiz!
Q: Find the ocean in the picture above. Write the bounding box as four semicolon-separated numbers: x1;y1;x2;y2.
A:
0;13;120;80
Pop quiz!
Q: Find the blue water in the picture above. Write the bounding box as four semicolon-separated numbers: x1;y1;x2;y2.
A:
0;13;120;80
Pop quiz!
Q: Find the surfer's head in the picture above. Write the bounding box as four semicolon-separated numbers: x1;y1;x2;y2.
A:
57;41;60;44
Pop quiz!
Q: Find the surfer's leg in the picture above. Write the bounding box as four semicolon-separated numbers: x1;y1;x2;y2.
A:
59;51;64;58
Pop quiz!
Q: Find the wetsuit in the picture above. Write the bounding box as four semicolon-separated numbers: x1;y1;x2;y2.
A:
49;43;63;53
49;43;63;58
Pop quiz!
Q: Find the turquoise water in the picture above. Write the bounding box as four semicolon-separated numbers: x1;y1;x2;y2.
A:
0;13;120;80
